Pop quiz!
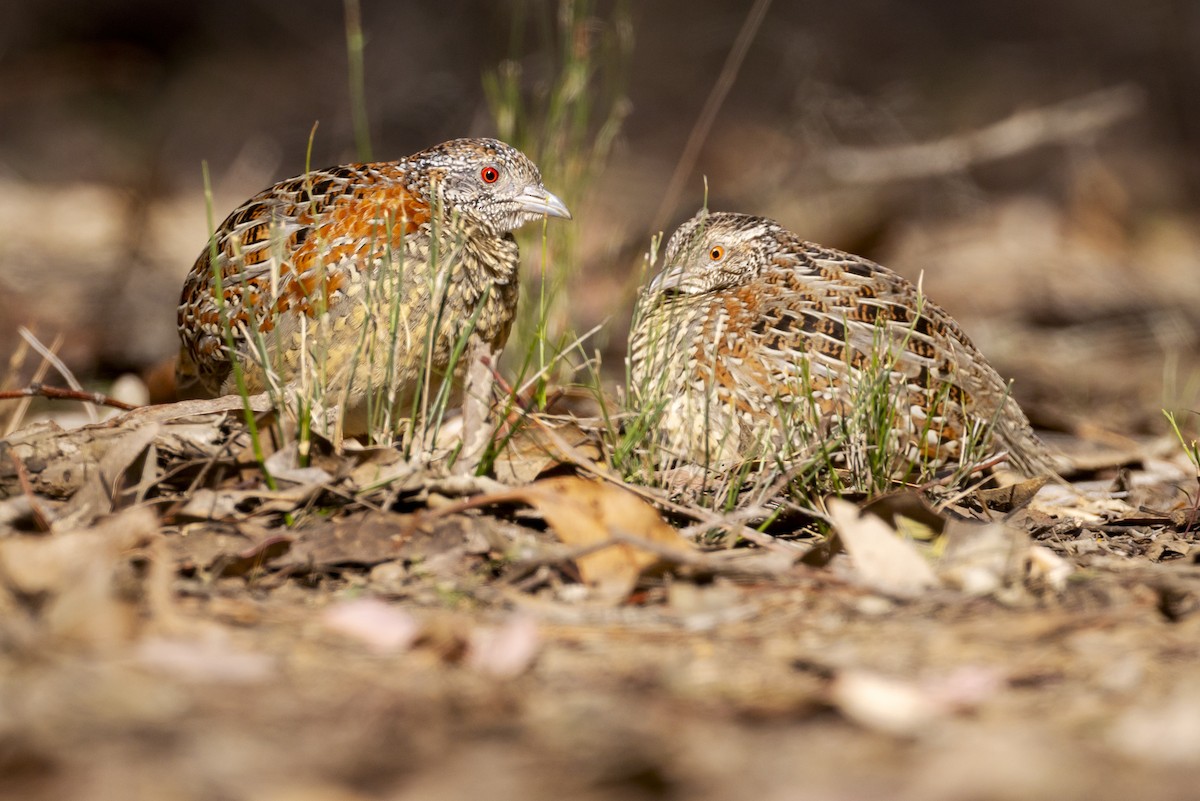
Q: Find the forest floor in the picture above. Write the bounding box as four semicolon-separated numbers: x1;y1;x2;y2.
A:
1;393;1199;801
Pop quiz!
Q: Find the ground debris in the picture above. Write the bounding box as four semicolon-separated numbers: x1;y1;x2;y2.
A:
0;399;1199;800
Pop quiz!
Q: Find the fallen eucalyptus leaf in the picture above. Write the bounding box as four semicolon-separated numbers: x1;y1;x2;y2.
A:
505;476;693;603
826;498;939;599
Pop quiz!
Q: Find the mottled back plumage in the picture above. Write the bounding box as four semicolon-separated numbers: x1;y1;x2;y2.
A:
176;137;569;429
630;210;1057;480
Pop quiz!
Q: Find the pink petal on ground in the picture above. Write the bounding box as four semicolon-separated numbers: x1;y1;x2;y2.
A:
322;598;421;655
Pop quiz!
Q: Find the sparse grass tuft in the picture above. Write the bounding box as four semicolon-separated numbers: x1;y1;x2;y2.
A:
1164;408;1200;534
201;161;281;494
615;241;1003;513
484;0;632;405
1164;410;1200;476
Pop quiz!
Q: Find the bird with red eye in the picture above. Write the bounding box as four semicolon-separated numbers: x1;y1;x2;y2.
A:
176;137;571;436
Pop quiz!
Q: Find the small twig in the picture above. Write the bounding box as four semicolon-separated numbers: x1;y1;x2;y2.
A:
0;337;31;434
18;327;98;422
664;502;789;551
825;83;1143;184
513;321;606;400
675;505;786;540
3;333;58;437
416;484;541;523
8;452;51;532
0;383;138;412
1183;477;1200;535
479;355;539;416
608;530;718;569
923;451;1011;490
922;451;1023;512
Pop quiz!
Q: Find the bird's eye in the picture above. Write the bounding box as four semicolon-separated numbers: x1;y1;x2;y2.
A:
480;166;500;184
709;245;725;261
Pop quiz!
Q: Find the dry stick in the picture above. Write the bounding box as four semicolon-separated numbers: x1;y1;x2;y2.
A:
18;326;99;423
675;496;807;542
504;536;692;580
825;83;1143;184
0;383;139;412
1186;478;1200;534
0;337;31;432
0;339;28;384
650;0;774;233
4;334;58;437
922;451;1028;513
514;321;607;399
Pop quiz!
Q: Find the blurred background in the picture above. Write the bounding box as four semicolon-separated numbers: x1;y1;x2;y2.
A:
0;0;1197;437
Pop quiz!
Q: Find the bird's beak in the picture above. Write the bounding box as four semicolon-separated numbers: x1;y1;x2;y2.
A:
647;263;685;295
516;186;572;220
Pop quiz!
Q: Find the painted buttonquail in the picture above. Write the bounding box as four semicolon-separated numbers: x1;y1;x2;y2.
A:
630;210;1058;480
176;137;570;430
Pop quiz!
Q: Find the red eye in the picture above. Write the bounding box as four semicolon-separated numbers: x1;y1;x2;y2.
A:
480;166;500;183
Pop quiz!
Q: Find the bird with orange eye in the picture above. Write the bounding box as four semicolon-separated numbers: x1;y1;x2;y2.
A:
645;215;776;297
631;208;1060;480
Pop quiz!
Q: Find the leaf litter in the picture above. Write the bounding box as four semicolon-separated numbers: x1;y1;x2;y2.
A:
1;399;1200;799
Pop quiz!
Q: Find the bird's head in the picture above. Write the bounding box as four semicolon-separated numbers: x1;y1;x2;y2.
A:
421;138;571;233
647;210;786;297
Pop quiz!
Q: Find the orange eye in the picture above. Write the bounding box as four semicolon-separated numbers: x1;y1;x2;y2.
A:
480;166;500;183
709;245;725;261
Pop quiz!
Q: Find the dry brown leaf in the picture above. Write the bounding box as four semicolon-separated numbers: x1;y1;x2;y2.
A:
973;475;1050;513
263;441;335;485
168;522;266;575
281;511;486;571
826;497;939;599
509;476;692;603
154;420;227;455
58;422;161;525
345;445;421;494
491;418;603;485
286;512;417;569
